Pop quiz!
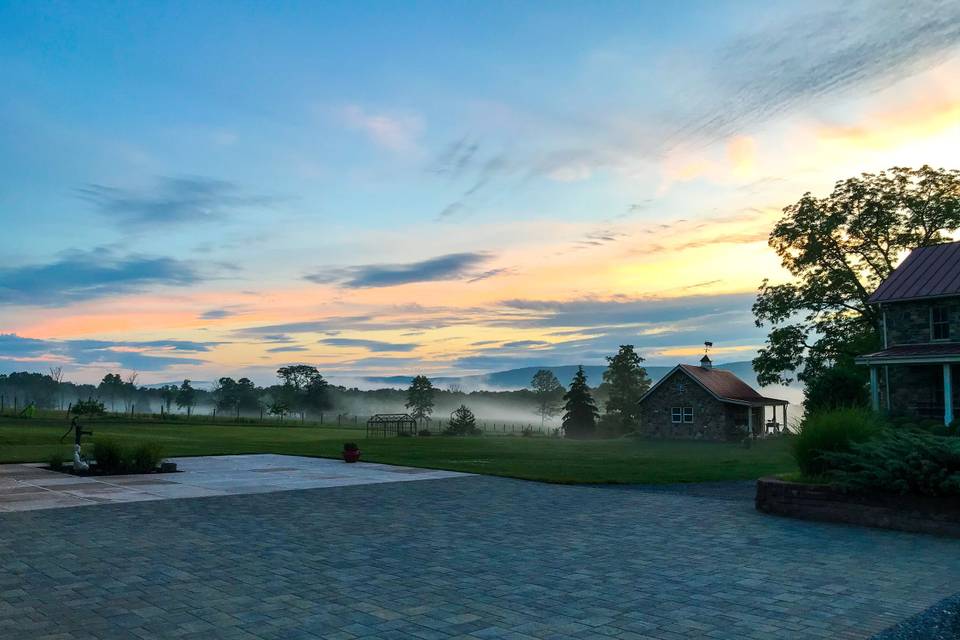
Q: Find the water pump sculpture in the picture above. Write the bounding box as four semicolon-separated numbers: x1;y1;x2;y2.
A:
61;417;93;472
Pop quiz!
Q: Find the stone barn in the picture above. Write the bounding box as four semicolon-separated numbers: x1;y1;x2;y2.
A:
638;355;788;441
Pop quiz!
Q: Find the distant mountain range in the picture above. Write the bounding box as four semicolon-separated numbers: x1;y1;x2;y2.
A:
361;361;770;391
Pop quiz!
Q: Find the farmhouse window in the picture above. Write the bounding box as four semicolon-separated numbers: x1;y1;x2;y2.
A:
932;306;950;341
683;407;694;423
671;407;683;423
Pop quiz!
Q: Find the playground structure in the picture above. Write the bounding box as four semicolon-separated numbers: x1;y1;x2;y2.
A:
365;413;418;438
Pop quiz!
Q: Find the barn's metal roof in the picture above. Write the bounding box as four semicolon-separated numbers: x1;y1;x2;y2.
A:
869;241;960;304
639;364;787;407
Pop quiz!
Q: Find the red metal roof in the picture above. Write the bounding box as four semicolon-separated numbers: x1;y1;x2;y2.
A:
869;241;960;303
677;364;787;406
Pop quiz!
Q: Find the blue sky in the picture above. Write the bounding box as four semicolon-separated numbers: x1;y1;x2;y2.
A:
2;1;959;384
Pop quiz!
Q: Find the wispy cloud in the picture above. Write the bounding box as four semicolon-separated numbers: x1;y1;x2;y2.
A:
305;252;494;288
319;338;418;352
0;248;201;305
341;105;423;152
78;176;274;226
0;334;212;371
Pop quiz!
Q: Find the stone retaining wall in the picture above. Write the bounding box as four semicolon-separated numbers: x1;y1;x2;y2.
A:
755;477;960;538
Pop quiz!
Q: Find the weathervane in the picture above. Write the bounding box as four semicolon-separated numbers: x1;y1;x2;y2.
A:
704;341;713;356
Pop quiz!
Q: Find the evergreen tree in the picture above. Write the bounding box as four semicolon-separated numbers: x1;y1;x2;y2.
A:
405;375;435;424
602;345;651;434
446;404;480;435
562;366;598;439
531;369;564;428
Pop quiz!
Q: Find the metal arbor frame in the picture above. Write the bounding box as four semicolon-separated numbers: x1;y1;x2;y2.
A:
366;413;418;438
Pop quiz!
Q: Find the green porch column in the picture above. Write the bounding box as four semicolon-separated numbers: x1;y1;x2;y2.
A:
869;366;880;412
944;364;954;427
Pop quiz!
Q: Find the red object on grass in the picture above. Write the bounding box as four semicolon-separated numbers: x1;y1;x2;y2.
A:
343;449;361;463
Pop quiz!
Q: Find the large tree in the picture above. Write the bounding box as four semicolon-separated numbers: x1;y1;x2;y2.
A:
530;369;564;429
601;345;651;434
176;379;196;417
562;366;599;439
405;375;435;424
276;365;328;420
753;166;960;387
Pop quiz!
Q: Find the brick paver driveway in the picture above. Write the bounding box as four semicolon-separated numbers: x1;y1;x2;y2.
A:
1;474;958;639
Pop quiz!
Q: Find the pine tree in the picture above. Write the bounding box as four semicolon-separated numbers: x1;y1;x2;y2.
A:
562;366;599;439
446;404;479;435
602;345;652;434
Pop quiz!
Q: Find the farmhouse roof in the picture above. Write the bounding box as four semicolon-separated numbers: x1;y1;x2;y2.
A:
856;343;960;365
869;241;960;304
639;363;788;407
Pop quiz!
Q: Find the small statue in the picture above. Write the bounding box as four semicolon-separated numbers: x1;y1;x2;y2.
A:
73;444;89;471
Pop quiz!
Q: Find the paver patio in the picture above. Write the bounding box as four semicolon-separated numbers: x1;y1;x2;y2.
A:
0;458;958;639
0;455;468;512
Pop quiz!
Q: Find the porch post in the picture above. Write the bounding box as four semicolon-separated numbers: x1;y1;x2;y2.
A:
870;366;880;412
747;405;752;438
944;364;954;427
782;404;788;432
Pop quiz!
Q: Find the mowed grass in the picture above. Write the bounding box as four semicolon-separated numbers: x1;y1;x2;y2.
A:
0;416;797;484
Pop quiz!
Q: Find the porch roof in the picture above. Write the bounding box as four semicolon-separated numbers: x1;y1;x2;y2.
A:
856;343;960;365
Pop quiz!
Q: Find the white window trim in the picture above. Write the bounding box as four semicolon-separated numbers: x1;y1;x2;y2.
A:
682;407;694;423
671;407;682;423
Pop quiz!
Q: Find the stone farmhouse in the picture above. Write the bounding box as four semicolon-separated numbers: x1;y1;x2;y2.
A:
637;354;788;441
856;241;960;425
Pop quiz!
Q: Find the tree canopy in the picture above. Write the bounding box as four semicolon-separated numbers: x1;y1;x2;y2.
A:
175;379;196;416
562;366;598;439
601;345;651;434
753;166;960;386
530;369;564;428
405;375;435;423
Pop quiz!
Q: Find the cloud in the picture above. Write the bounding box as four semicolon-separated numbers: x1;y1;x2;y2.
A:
430;137;480;178
341;105;423;152
501;340;550;348
78;175;274;226
200;308;236;320
0;334;212;372
677;1;960;145
305;252;494;288
266;345;308;353
0;248;201;305
319;338;418;352
497;293;757;329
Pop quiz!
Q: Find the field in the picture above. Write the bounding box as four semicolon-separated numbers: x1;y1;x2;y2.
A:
0;415;797;484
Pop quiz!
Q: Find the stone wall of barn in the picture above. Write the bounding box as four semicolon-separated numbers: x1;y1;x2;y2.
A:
884;298;960;345
639;369;741;441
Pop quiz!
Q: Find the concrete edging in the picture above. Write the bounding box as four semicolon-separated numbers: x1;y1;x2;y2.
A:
755;477;960;538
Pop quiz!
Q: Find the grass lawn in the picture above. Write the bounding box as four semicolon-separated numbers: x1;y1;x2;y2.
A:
0;415;797;484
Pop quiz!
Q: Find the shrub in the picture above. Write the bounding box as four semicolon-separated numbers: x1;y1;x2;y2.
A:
71;398;106;417
802;365;869;413
343;442;359;451
47;451;66;472
521;427;535;437
417;429;432;436
129;442;164;473
823;430;960;496
793;408;885;476
93;439;125;473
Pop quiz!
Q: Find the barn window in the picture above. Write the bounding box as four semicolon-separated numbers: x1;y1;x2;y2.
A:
683;407;694;423
671;407;683;423
932;306;950;341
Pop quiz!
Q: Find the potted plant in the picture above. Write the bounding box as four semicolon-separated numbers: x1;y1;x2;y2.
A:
342;442;361;463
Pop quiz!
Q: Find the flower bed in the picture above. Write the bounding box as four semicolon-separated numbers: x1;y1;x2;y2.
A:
755;476;960;538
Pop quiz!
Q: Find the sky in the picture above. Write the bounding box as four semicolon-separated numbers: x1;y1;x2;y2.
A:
2;0;960;386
